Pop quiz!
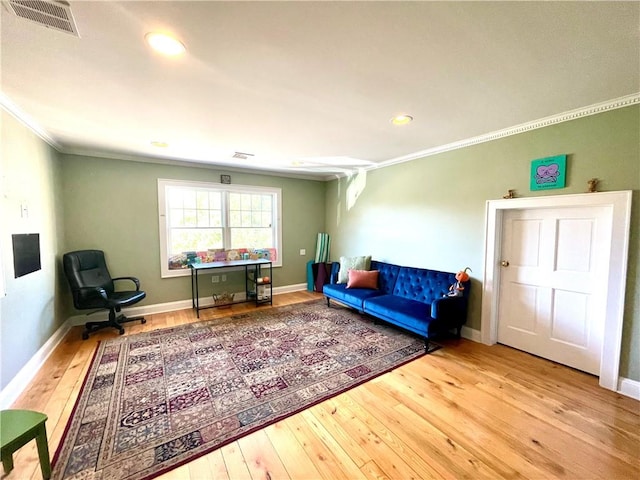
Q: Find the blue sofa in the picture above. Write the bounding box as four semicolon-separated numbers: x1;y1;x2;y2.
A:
323;260;470;348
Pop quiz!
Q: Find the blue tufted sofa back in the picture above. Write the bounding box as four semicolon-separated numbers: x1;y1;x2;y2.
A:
370;260;401;294
392;267;455;304
329;260;468;304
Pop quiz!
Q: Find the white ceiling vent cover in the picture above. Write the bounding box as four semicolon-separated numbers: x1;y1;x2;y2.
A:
232;152;254;160
5;0;79;36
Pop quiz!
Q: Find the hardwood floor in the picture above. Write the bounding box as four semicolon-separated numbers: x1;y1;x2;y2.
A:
7;291;640;479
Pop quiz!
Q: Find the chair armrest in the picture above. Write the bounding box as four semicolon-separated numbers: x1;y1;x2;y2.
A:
112;276;141;290
76;286;108;301
431;295;467;321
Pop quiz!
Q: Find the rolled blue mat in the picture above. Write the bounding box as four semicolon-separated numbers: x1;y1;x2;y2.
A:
307;260;315;291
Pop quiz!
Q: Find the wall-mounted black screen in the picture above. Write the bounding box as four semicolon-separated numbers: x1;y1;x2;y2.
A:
12;233;41;278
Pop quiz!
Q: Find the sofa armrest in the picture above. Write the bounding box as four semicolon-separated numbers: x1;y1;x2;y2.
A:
431;296;467;322
329;261;341;284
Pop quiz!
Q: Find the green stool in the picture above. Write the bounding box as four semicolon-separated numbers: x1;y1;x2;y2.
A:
0;410;51;479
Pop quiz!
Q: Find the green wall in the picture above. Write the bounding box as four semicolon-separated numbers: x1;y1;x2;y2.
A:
61;155;326;306
325;105;640;380
1;111;67;391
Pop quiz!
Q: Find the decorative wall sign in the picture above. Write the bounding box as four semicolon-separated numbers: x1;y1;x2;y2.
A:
530;154;566;191
220;174;231;184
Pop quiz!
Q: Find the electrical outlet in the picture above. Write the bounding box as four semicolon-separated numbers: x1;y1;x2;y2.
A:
212;275;219;283
221;275;227;282
300;249;306;255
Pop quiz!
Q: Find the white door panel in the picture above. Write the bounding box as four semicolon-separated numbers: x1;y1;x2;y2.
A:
555;218;594;273
506;283;540;334
550;289;589;346
511;219;543;267
497;206;611;375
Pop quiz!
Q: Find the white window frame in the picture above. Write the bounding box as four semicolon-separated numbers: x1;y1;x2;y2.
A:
158;178;282;278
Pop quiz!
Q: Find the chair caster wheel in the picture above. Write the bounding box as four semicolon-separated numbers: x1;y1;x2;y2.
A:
119;329;125;335
141;318;147;324
82;331;89;340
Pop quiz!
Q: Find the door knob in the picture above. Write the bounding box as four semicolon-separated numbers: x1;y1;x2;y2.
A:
501;260;510;267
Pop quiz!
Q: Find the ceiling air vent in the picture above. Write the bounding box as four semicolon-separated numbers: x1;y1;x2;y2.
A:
232;152;254;160
5;0;79;37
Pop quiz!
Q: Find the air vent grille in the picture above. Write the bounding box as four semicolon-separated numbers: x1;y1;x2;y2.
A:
6;0;79;36
232;152;254;160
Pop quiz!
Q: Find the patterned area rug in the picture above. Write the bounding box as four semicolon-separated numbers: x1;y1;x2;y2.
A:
52;300;430;480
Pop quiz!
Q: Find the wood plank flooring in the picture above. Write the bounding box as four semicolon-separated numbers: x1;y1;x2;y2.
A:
7;291;640;479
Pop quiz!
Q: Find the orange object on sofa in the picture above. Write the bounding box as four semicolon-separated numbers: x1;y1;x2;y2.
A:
346;269;379;289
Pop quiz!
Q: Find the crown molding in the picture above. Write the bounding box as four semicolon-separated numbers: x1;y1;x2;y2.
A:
375;93;640;171
2;91;637;181
0;91;62;149
61;147;326;182
0;93;320;181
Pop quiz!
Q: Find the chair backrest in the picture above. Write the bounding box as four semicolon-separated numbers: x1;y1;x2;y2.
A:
63;250;115;309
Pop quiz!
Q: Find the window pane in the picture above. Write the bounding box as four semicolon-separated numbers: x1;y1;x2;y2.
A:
183;209;197;227
170;228;223;253
210;211;222;227
251;194;262;211
210;192;221;209
183;191;196;209
241;194;251;210
197;210;209;227
230;228;273;249
229;211;241;227
262;195;272;211
170;208;184;227
168;189;183;208
241;212;252;227
196;191;209;209
229;193;241;210
252;212;262;227
262;212;272;227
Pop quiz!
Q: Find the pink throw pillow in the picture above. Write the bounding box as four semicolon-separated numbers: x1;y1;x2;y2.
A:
347;269;379;289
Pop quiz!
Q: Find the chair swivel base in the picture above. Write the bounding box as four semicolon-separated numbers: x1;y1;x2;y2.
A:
82;314;146;340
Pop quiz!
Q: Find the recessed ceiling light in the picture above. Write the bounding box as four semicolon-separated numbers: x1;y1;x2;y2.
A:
145;32;186;56
151;141;169;148
391;114;413;126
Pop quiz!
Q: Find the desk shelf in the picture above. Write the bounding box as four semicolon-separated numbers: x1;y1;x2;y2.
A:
247;265;273;305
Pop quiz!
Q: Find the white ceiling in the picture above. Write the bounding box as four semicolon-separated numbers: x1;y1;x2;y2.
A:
1;1;639;178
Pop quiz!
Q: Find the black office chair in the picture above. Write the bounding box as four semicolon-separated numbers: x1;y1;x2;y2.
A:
63;250;146;340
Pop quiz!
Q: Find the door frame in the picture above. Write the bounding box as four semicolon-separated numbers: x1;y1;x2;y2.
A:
481;191;632;391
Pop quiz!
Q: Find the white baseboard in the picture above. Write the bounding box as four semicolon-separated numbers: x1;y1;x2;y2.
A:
4;292;629;409
273;283;307;295
0;320;73;408
13;282;498;407
461;326;481;343
617;377;640;400
2;282;309;406
68;283;309;326
68;296;219;325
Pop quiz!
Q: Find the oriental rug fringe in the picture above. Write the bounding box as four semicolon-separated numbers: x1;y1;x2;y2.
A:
52;300;432;480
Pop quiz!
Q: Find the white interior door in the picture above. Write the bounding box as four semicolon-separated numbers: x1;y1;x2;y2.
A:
497;206;612;375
